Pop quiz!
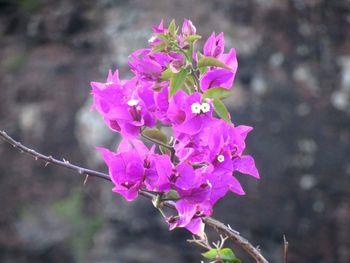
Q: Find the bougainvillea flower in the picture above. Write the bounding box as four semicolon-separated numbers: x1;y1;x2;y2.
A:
219;48;238;72
167;199;206;238
152;19;165;34
174;136;211;163
200;48;238;91
97;145;145;201
200;69;235;91
91;19;261;238
173;162;211;204
205;171;245;204
167;90;214;137
129;50;164;82
91;71;156;137
203;32;225;58
201;33;238;91
153;85;171;124
182;19;196;37
144;154;173;192
98;139;173;200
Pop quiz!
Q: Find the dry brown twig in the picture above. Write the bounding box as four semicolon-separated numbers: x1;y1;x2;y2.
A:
283;235;288;263
0;130;269;263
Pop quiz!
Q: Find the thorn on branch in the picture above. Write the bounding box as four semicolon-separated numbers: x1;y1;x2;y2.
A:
227;224;240;235
83;174;89;185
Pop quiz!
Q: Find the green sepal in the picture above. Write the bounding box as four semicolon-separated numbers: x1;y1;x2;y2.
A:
199;65;208;75
213;98;232;123
155;33;168;41
168;19;177;36
160;68;172;80
183;75;196;94
198;56;232;70
202;87;232;100
169;69;187;98
186;34;202;42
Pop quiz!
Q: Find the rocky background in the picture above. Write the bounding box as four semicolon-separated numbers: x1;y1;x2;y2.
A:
0;0;349;262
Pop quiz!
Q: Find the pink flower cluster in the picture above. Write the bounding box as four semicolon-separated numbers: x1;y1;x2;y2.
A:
91;19;259;237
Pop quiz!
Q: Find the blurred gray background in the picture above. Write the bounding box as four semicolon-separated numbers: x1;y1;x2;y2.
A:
0;0;349;262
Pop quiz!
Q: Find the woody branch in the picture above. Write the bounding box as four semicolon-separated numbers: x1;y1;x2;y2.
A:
0;130;268;263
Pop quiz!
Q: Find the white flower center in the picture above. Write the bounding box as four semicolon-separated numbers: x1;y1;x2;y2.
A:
105;81;114;86
217;154;225;163
127;99;139;106
191;102;202;114
201;102;210;113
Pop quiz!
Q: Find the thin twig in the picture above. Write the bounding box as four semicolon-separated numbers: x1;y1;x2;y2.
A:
203;216;268;262
283;235;288;263
0;131;110;181
0;130;269;263
141;132;173;150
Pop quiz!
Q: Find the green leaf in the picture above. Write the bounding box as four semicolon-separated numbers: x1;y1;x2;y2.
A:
202;249;218;260
169;69;187;98
213;98;231;123
160;68;172;80
142;129;167;144
186;34;202;42
202;87;232;100
198;56;232;70
219;248;240;262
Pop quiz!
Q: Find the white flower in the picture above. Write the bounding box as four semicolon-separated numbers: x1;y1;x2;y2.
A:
217;154;225;162
201;102;210;113
191;102;202;114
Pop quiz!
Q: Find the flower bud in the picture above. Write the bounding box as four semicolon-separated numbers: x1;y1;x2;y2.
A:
182;19;196;36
